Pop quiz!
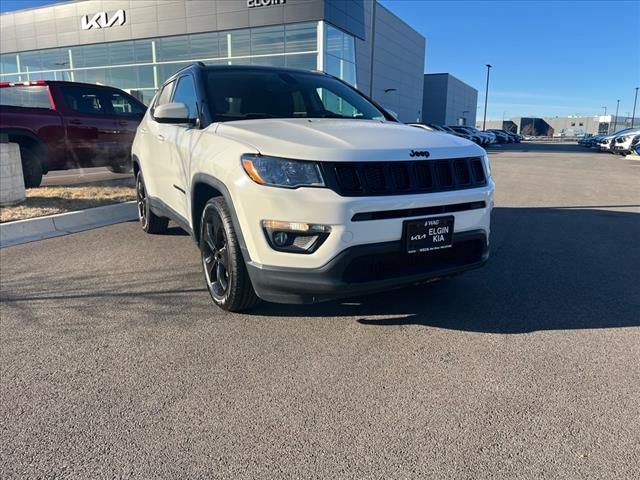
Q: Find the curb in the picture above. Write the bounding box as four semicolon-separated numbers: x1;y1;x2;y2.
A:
0;201;137;248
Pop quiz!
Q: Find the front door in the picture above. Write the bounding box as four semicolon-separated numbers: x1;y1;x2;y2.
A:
144;79;188;220
163;74;201;222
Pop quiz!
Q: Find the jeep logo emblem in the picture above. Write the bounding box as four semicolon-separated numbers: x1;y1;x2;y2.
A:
81;9;126;30
409;150;430;158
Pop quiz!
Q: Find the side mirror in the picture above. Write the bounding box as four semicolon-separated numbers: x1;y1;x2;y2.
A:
154;102;193;124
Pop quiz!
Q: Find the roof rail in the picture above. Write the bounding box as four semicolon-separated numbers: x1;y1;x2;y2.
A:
169;62;205;78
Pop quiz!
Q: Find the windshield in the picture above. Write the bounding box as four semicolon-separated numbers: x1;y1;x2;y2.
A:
205;68;388;122
613;127;637;136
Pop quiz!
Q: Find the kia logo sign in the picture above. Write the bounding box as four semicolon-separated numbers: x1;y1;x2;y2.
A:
81;9;126;30
409;150;430;158
247;0;286;8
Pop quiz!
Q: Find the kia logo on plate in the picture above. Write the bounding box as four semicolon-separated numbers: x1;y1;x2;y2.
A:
409;150;430;158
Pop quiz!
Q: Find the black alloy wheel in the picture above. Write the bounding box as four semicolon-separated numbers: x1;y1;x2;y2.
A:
136;172;147;227
199;198;260;312
136;171;168;234
202;209;230;300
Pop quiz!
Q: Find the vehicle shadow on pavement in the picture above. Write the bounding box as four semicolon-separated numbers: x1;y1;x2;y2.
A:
255;206;640;333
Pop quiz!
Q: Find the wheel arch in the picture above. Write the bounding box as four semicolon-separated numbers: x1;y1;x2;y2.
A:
191;173;251;261
132;154;141;177
1;129;48;173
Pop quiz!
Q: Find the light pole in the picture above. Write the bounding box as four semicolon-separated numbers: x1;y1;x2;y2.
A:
632;87;639;128
482;64;492;131
601;106;607;116
613;99;620;134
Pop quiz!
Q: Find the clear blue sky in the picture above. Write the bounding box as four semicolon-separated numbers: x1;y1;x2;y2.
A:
2;0;639;120
380;0;640;119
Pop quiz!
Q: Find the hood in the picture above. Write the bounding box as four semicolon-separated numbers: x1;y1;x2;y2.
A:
214;119;484;161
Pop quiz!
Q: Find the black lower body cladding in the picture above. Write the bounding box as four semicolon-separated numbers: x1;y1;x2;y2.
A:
246;230;489;304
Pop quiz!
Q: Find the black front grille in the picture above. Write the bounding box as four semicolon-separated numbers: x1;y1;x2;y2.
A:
322;158;487;196
342;238;485;283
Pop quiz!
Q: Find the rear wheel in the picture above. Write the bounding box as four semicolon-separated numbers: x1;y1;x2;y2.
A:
136;171;168;234
107;163;132;174
200;197;260;312
19;144;44;188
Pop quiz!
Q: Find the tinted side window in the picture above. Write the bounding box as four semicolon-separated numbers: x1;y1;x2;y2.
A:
0;86;51;109
173;76;198;119
108;92;145;116
61;85;107;115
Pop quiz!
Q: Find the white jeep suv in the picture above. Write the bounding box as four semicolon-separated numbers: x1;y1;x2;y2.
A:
132;64;495;311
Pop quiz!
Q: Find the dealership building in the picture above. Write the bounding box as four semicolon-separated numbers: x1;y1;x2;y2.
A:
0;0;426;122
422;73;478;127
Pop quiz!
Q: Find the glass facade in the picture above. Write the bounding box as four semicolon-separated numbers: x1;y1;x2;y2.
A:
324;23;356;87
0;21;357;105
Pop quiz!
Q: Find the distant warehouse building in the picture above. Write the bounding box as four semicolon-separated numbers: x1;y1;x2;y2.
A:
0;0;425;122
480;115;639;136
422;73;478;127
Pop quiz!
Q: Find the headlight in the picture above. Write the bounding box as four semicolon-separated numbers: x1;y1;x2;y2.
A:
482;153;492;177
241;154;325;188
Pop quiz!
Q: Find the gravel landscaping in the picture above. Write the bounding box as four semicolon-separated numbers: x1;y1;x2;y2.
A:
0;178;135;223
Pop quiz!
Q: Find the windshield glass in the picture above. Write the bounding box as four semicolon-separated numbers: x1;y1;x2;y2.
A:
205;68;387;122
613;127;637;135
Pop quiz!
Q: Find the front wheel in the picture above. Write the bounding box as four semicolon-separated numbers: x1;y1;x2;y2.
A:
136;171;168;234
200;197;260;312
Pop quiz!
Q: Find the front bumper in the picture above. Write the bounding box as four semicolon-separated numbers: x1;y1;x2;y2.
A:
613;143;630;152
246;230;489;304
233;174;494;269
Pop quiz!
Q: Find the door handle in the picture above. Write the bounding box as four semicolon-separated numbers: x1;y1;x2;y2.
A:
139;128;147;134
157;134;165;142
69;119;82;125
118;120;128;126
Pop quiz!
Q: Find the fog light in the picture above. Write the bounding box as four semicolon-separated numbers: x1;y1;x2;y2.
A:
262;220;331;254
273;231;289;247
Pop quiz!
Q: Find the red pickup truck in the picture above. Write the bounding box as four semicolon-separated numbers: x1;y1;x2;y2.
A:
0;80;146;187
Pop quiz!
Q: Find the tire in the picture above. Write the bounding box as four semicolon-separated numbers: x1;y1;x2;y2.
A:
107;163;132;174
136;171;168;234
200;197;260;312
19;144;44;188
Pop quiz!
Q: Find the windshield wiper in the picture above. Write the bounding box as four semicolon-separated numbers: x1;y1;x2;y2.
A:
242;113;279;120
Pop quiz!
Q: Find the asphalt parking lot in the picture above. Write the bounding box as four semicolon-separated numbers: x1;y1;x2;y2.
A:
42;167;130;187
1;143;639;479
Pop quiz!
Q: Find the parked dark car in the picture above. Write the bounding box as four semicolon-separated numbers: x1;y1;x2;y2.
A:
447;126;486;146
411;123;475;141
487;129;511;143
488;129;521;143
0;80;146;187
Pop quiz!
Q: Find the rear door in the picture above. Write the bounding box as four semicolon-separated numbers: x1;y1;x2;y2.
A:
57;84;118;169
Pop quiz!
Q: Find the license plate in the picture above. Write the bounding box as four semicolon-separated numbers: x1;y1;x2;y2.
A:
404;216;454;254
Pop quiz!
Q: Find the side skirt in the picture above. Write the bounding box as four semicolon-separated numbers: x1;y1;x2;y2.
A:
148;196;193;237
